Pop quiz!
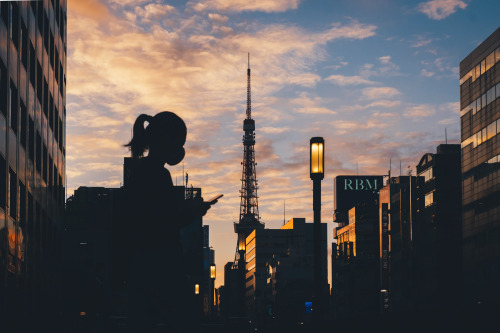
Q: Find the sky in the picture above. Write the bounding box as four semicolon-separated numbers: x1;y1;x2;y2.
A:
67;0;500;286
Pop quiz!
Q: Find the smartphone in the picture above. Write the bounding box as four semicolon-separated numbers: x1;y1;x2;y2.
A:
207;194;223;205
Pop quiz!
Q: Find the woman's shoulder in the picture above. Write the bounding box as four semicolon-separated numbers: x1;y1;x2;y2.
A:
128;157;173;188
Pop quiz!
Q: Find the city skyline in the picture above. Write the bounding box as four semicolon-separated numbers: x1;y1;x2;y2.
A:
67;0;500;286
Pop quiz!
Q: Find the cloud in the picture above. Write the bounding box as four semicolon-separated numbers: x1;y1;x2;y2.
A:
411;35;438;48
378;56;392;64
208;13;229;23
403;104;436;118
189;0;301;13
360;56;400;78
417;0;467;20
69;0;111;22
325;74;376;86
420;69;435;77
362;87;400;100
134;3;176;22
291;93;337;115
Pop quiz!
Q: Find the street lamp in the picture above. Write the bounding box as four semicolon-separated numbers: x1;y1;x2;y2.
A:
210;265;216;279
310;137;324;323
310;137;324;179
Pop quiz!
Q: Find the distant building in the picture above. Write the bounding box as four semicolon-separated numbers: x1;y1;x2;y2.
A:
331;175;382;317
0;1;67;330
379;176;422;314
332;203;379;318
415;144;462;312
245;218;327;319
459;27;500;307
333;175;383;224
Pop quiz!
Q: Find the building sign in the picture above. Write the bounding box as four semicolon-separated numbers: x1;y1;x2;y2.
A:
343;178;380;191
334;175;384;223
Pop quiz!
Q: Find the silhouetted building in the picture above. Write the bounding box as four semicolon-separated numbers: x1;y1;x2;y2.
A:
459;27;500;308
415;144;462;312
331;175;382;317
245;218;327;319
63;187;119;320
332;203;380;318
333;175;383;224
222;261;245;318
379;176;422;314
0;1;67;331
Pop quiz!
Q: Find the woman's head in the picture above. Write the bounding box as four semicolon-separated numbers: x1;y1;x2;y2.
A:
126;111;187;165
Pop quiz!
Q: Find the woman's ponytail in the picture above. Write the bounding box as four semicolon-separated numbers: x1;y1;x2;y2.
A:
125;114;153;158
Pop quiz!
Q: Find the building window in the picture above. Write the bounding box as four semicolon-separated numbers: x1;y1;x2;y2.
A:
425;191;434;207
10;81;18;134
418;167;433;182
20;101;27;149
19;181;26;225
9;168;17;220
0;59;7;118
29;116;35;162
0;154;6;210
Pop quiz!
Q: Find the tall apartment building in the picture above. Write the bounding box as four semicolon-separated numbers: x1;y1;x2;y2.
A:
0;1;66;330
459;28;500;307
379;176;422;314
415;144;462;312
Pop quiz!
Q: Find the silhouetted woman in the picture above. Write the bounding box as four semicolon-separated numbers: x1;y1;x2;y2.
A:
123;112;212;332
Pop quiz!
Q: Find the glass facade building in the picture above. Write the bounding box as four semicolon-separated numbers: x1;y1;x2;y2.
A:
0;0;66;329
460;27;500;306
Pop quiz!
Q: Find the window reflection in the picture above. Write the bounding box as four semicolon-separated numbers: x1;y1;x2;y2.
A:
460;47;500;86
418;167;433;182
425;192;434;207
461;117;500;148
461;79;500;117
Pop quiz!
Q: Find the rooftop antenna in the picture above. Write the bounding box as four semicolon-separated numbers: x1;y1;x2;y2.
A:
400;160;402;177
283;200;286;226
445;128;448;144
389;158;392;184
356;161;359;175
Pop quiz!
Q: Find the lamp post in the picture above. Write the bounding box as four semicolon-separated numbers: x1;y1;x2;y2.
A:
210;264;216;316
310;137;324;322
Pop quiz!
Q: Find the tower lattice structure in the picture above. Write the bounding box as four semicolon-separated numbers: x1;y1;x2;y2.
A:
233;55;264;269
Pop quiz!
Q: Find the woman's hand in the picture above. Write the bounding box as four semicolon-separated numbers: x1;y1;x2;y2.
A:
189;197;212;217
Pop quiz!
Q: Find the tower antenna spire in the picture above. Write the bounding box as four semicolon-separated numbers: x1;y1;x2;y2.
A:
246;53;251;119
233;53;264;270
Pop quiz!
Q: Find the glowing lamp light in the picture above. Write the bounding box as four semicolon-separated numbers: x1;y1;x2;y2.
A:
210;265;216;279
195;284;200;295
310;137;324;180
238;234;246;251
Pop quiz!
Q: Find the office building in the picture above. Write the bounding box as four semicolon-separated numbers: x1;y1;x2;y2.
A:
332;203;379;318
459;27;500;307
379;176;422;314
415;144;462;312
245;218;327;319
331;175;382;317
0;1;67;330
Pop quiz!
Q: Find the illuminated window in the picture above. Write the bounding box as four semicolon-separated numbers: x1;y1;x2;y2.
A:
425;192;434;207
418;167;433;182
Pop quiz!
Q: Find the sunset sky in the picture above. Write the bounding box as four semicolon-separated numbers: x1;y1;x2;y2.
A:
67;0;500;286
